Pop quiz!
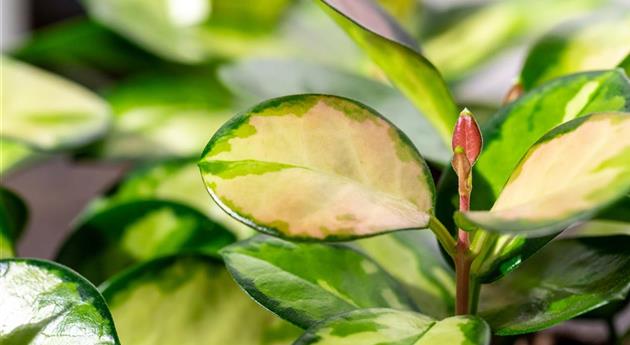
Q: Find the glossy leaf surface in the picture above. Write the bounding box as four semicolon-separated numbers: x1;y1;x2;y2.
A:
461;113;630;237
219;58;450;164
57;200;235;284
481;236;630;335
101;254;300;345
0;259;120;344
200;95;435;241
319;0;458;143
106;158;251;238
1;56;109;151
0;188;28;258
521;12;630;90
356;232;455;318
294;308;490;345
98;67;233;159
221;235;416;329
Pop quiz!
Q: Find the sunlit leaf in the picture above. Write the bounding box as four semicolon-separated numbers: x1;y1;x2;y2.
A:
435;69;630;282
461;113;630;237
57;200;235;284
481;236;630;335
199;95;435;240
221;235;416;329
100;254;300;345
219;58;449;164
521;12;630;90
81;0;292;63
356;232;455;318
1;56;110;151
424;0;602;80
0;258;120;344
0;138;36;176
294;308;490;345
318;0;458;143
0;188;28;258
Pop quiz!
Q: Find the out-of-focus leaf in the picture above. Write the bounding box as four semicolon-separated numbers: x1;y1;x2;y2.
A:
221;235;416;329
461;113;630;237
424;0;602;80
100;254;300;345
1;56;110;151
0;188;28;258
81;0;293;63
56;200;235;284
97;66;233;159
521;12;630;90
356;231;455;318
567;220;630;237
480;236;630;335
294;308;490;345
106;158;251;238
319;0;458;143
12;18;161;86
0;258;120;344
219;58;449;164
0;138;36;176
435;69;630;282
199;95;435;241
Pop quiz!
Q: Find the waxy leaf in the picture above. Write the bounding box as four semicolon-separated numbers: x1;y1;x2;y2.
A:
200;95;435;241
0;188;28;258
219;58;450;164
0;258;120;344
521;12;630;90
221;235;416;329
319;0;458;143
101;254;300;345
294;308;490;345
435;69;630;281
480;236;630;335
461;113;630;237
356;232;455;319
1;56;109;151
57;200;235;284
106;158;251;238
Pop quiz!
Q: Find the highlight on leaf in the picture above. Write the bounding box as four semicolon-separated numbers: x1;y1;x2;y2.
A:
199;94;435;241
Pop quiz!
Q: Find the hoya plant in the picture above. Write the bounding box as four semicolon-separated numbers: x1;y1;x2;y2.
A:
1;0;629;344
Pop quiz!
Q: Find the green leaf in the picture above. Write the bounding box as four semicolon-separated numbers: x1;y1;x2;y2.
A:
219;58;450;165
81;0;292;63
424;0;602;80
0;138;36;175
56;199;235;284
294;308;490;345
355;232;455;318
221;235;416;329
101;254;300;345
106;158;252;238
435;69;630;281
461;113;630;237
199;94;435;240
0;187;28;258
1;56;110;151
480;236;630;335
318;0;458;143
0;258;120;344
521;12;630;90
98;66;234;159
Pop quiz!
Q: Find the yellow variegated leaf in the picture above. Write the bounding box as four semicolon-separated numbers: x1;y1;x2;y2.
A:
199;95;435;240
461;113;630;237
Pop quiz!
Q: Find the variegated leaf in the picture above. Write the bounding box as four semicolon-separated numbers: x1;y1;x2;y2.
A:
318;0;458;143
460;113;630;236
521;12;630;90
1;56;109;151
294;309;490;345
101;254;300;345
0;188;28;259
221;235;416;329
0;138;35;176
199;95;435;240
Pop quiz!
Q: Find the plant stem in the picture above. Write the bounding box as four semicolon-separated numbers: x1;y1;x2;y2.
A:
429;217;456;258
455;183;473;315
